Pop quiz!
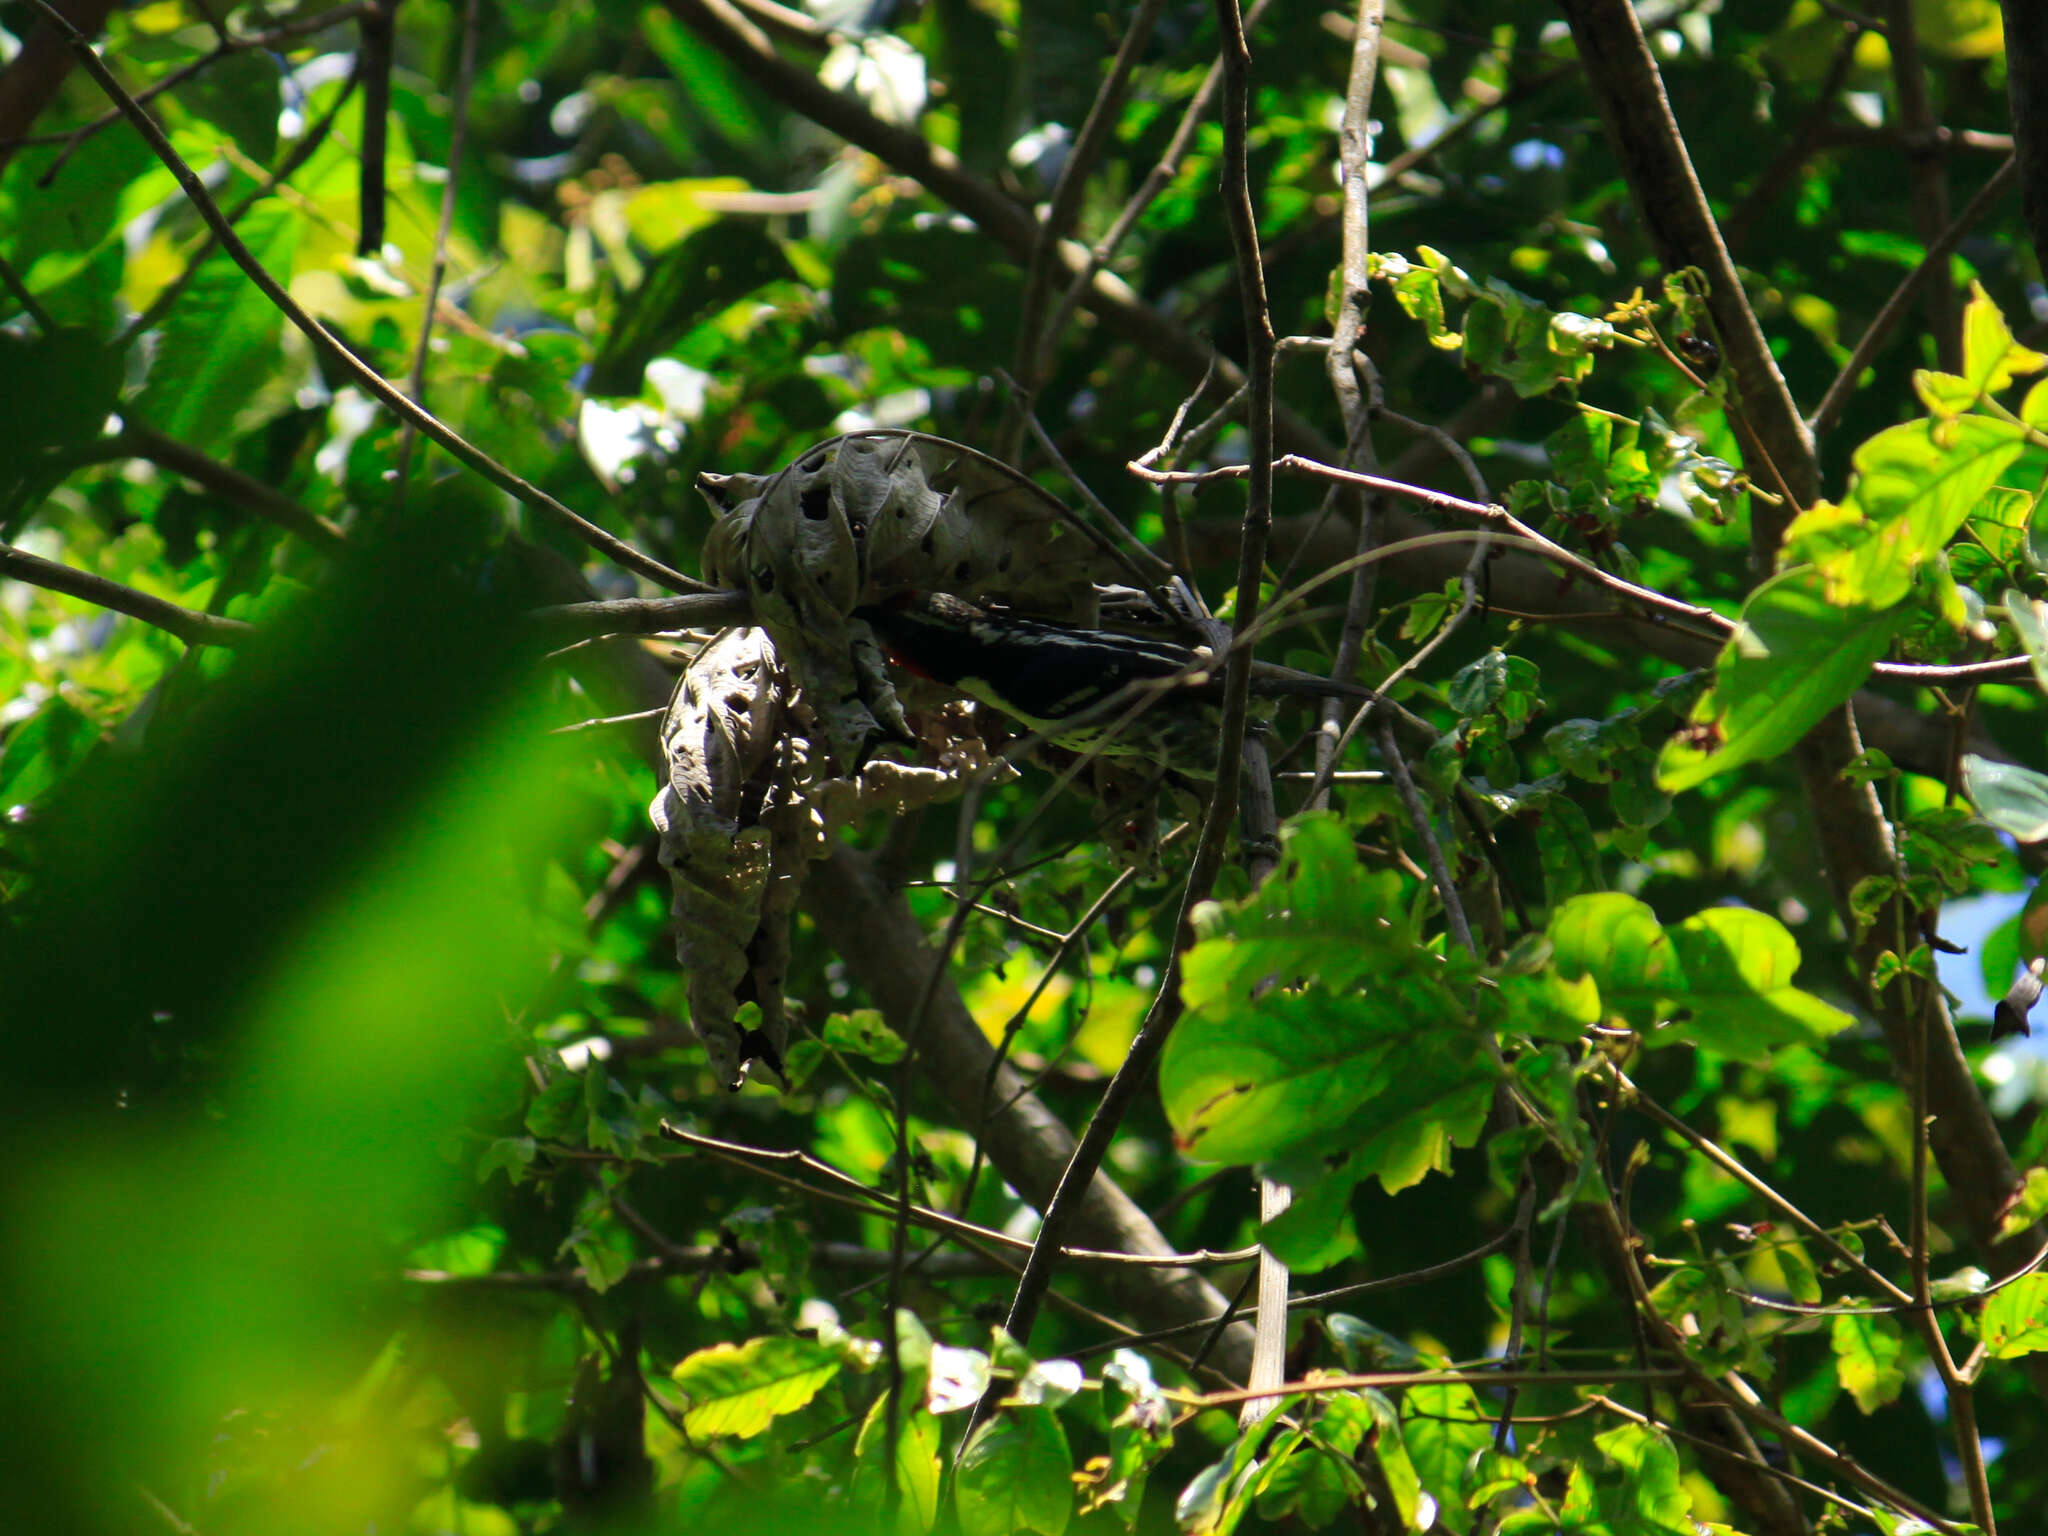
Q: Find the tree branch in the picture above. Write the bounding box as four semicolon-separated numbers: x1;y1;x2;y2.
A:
804;843;1255;1381
1559;0;1819;541
0;543;256;648
2001;0;2048;277
1808;155;2018;439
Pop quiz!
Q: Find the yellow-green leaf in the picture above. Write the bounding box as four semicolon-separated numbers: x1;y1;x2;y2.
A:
1998;1166;2048;1242
1659;567;1904;791
1980;1273;2048;1358
1960;279;2046;396
670;1335;841;1438
1831;1313;1906;1411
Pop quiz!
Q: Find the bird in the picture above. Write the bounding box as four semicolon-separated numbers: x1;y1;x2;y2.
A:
854;591;1374;778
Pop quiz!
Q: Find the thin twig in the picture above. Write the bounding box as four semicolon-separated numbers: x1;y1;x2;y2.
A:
0;250;55;330
117;59;362;350
1616;1067;1911;1304
995;0;1283;1383
392;0;483;507
1004;0;1170;455
1312;0;1386;821
528;591;752;640
1038;2;1275;369
111;423;349;551
1378;721;1477;960
7;2;371;177
1808;155;2017;438
1;542;256;647
653;1123;1256;1268
992;369;1173;587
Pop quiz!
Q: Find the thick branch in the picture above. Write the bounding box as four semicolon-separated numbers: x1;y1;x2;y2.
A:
1558;0;1819;537
2003;0;2048;276
114;424;349;553
804;844;1255;1381
0;0;117;172
1561;0;2030;1335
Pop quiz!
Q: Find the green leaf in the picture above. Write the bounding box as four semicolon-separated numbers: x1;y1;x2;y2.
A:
1844;414;2025;595
1534;794;1603;905
1324;1033;1496;1193
134;205;299;454
1548;896;1847;1059
1658;567;1905;791
0;695;99;808
1549;893;1682;1023
825;1007;906;1063
1980;1273;2048;1358
1162;984;1413;1165
2005;590;2048;694
956;1408;1073;1536
1586;1423;1694;1531
1167;816;1471;1164
1251;1440;1350;1529
854;1395;943;1534
1092;1351;1173;1523
1998;1166;2048;1241
1964;755;2048;842
1831;1312;1906;1411
1403;1382;1490;1533
587;221;789;395
477;1136;537;1186
669;1335;841;1438
1959;280;2047;397
1388;258;1456;348
1660;907;1855;1060
640;5;774;152
1259;1163;1362;1272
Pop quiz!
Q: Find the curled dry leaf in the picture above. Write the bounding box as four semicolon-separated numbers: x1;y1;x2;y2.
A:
652;636;1011;1091
649;627;804;1090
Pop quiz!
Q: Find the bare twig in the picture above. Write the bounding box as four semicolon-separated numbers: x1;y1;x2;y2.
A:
1039;1;1276;370
1312;0;1387;821
0;250;55;330
528;591;753;641
107;424;349;552
1004;0;1170;455
392;0;483;507
1;542;256;647
1;4;369;165
996;0;1283;1380
1808;156;2019;438
355;0;396;255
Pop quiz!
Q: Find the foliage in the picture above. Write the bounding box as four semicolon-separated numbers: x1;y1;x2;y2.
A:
2;1;2046;1534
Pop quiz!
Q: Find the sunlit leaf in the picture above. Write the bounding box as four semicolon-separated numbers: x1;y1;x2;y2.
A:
1659;567;1904;790
1831;1312;1906;1411
669;1335;841;1438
